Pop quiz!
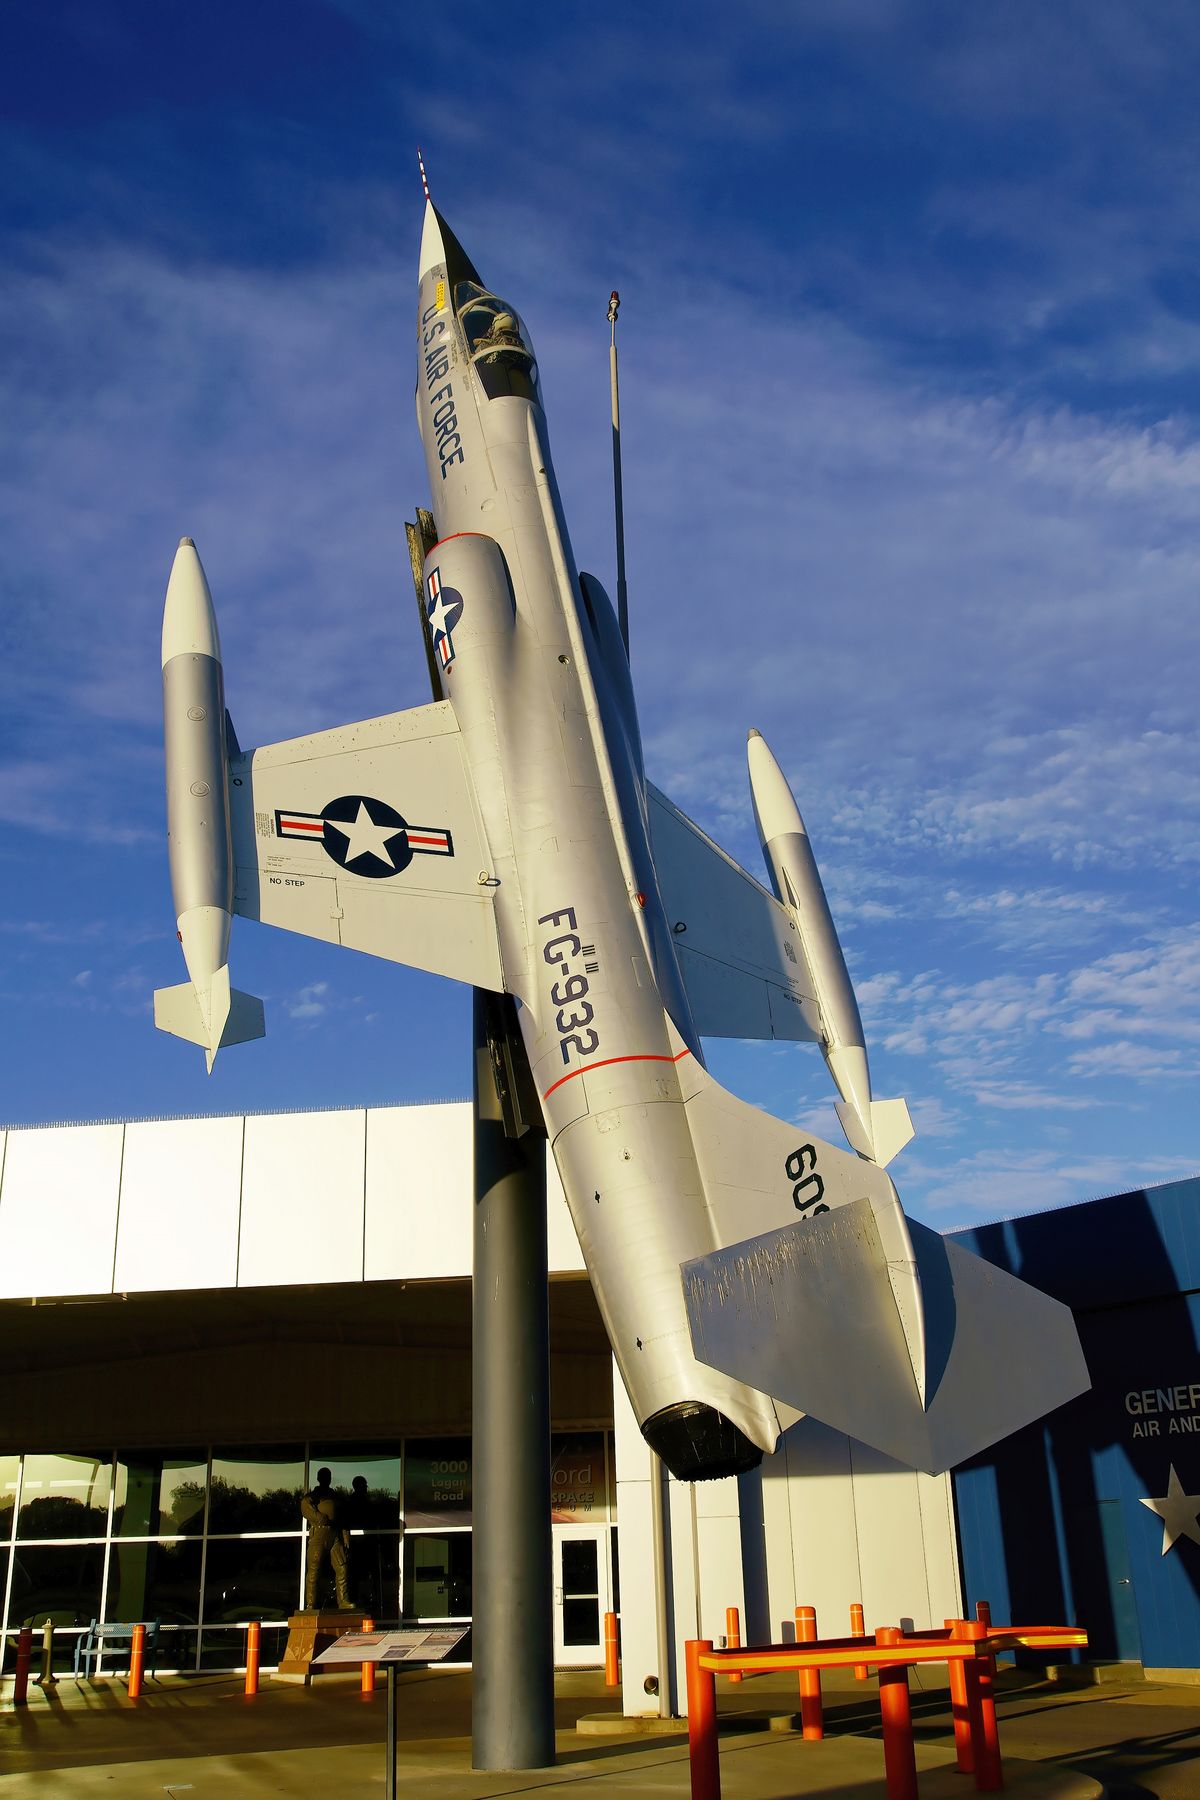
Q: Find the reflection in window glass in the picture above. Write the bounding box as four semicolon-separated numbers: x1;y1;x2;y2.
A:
17;1454;112;1539
9;1541;104;1627
106;1538;202;1625
113;1452;208;1537
403;1531;472;1619
198;1623;286;1670
208;1447;304;1534
202;1536;300;1623
0;1456;19;1541
309;1445;400;1530
154;1626;198;1672
346;1531;400;1622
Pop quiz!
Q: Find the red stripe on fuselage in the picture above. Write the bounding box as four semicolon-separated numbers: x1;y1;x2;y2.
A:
428;531;491;554
542;1047;692;1101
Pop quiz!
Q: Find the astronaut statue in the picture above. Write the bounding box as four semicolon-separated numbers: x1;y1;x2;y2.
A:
301;1467;352;1610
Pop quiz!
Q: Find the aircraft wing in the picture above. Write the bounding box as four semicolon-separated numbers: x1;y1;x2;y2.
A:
229;700;504;991
646;782;820;1042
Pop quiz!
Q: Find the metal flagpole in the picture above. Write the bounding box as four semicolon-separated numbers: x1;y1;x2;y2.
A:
608;291;630;655
649;1452;674;1717
607;289;673;1716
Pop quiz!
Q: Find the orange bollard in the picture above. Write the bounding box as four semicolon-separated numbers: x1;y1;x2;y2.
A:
685;1639;720;1800
975;1598;998;1681
794;1605;823;1741
12;1626;33;1706
851;1602;868;1681
604;1612;619;1687
964;1622;1003;1791
945;1620;975;1773
876;1628;918;1800
244;1620;261;1697
128;1622;146;1699
361;1616;376;1695
724;1607;742;1683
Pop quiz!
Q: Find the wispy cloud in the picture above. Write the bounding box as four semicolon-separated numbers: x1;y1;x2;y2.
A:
288;980;330;1021
904;1144;1200;1220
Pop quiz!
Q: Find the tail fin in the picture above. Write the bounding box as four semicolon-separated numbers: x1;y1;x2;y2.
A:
680;1062;1089;1473
684;1062;927;1404
154;966;265;1072
835;1095;915;1167
682;1202;1089;1473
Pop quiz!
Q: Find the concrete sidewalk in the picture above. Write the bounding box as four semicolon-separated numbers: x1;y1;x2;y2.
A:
1;1664;1195;1796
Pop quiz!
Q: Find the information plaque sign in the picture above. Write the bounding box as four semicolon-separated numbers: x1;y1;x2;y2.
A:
313;1626;469;1666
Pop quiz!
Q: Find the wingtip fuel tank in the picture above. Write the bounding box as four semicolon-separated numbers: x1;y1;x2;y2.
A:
747;728;914;1169
155;537;264;1071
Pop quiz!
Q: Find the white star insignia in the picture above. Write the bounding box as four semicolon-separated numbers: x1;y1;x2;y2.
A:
1139;1465;1200;1556
326;802;403;869
427;591;457;642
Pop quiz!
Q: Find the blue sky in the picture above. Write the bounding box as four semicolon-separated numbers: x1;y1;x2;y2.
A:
2;0;1199;1226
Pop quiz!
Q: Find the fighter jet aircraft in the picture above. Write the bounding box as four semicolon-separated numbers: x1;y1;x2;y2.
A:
154;196;1089;1480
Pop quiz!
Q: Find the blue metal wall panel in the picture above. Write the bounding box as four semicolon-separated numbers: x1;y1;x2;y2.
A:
954;1461;1011;1624
950;1189;1200;1668
954;1179;1200;1313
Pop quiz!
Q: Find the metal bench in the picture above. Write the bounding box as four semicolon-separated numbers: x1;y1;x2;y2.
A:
73;1618;161;1679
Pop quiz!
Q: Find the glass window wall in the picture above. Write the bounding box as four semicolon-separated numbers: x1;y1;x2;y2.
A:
9;1541;105;1628
0;1432;614;1670
203;1536;301;1625
208;1446;304;1533
105;1537;202;1625
0;1456;20;1541
17;1453;112;1539
113;1451;207;1537
404;1436;471;1527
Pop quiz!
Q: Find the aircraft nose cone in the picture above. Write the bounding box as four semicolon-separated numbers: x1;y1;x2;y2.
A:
419;199;445;282
418;199;484;291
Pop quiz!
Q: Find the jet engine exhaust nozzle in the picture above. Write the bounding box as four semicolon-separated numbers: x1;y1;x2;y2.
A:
641;1401;765;1483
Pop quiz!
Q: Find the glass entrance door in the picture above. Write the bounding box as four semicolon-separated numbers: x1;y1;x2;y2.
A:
552;1525;610;1667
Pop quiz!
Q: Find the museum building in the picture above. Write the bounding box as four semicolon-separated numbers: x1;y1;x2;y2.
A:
0;1099;1195;1701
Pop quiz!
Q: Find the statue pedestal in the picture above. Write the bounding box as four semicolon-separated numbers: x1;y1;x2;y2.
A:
275;1610;374;1683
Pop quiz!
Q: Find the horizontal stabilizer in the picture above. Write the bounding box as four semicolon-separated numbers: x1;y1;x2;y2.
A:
154;968;265;1073
682;1198;1090;1473
836;1095;915;1167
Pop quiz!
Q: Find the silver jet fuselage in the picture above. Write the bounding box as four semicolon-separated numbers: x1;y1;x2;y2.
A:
154;200;1092;1482
414;207;780;1476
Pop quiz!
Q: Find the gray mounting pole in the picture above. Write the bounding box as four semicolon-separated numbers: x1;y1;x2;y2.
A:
471;989;556;1770
649;1451;674;1717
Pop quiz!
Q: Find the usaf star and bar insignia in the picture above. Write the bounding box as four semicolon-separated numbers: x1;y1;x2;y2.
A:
276;795;454;880
425;565;464;672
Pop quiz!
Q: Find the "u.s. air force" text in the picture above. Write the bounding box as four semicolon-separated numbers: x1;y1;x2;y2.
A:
421;302;466;478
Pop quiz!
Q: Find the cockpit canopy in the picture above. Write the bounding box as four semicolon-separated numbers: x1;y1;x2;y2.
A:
455;281;540;404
